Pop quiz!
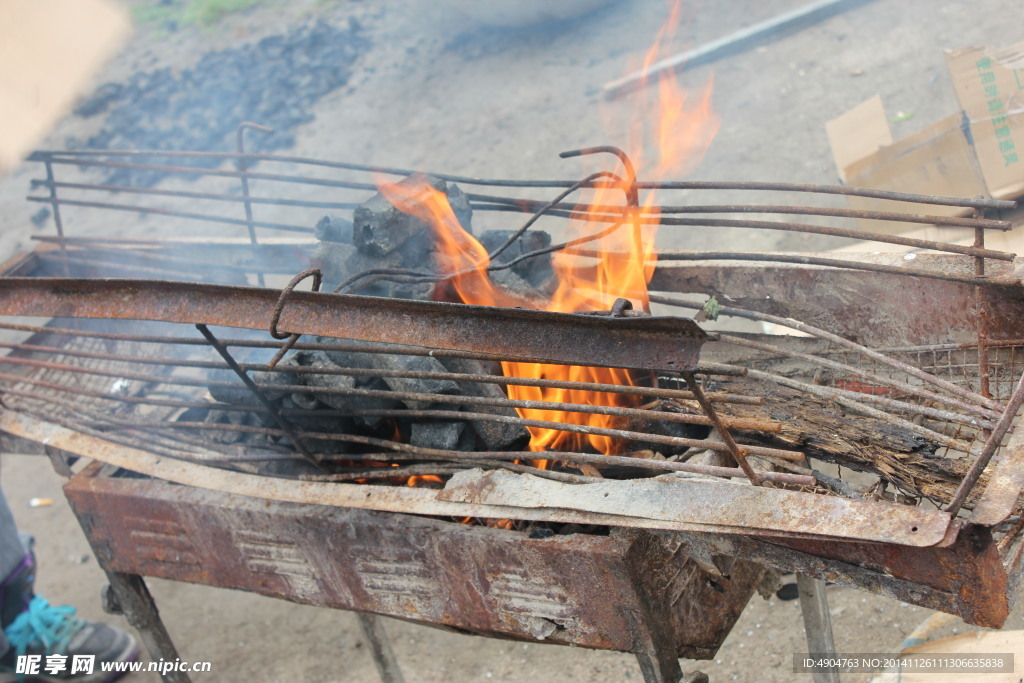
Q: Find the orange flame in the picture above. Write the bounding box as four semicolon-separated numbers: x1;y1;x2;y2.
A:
377;2;718;457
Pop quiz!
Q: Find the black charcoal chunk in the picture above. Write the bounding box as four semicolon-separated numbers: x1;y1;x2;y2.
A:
410;421;466;451
478;229;555;289
352;175;473;257
315;215;353;244
437;356;531;451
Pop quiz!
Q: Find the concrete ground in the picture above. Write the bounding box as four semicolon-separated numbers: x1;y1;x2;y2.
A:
1;0;1023;680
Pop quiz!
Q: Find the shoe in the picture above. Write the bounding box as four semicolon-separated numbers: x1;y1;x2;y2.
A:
0;554;138;682
0;595;139;682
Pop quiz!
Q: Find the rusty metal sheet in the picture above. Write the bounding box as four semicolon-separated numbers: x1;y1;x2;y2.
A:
0;411;812;536
971;424;1024;526
0;277;705;371
650;255;1024;347
0;411;941;543
770;526;1009;629
437;469;952;546
64;463;764;658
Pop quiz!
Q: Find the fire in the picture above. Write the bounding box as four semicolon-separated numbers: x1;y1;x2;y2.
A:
377;2;718;456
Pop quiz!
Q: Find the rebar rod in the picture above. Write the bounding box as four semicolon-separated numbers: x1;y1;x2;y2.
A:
31;179;1011;232
337;408;804;461
466;194;1012;230
682;372;762;485
655;295;1006;414
0;355;794;460
27;196;311;234
32;150;1018;208
946;369;1024;516
0;326;762;404
196;324;321;469
737;366;980;455
652;251;1012;287
0;352;772;432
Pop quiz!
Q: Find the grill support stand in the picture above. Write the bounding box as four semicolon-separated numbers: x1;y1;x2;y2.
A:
798;574;840;683
100;571;191;683
355;613;405;683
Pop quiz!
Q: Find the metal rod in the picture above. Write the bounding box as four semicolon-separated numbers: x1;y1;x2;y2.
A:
195;324;321;470
653;251;1012;287
604;0;874;100
43;161;70;276
236;122;274;287
946;369;1024;516
0;355;795;458
468;194;1012;231
715;333;1003;423
797;573;841;683
27;196;312;234
31;178;1011;232
682;372;762;485
741;366;980;455
655;295;1006;414
0;325;762;404
337;408;805;461
975;216;992;400
33;150;1018;208
87;419;815;486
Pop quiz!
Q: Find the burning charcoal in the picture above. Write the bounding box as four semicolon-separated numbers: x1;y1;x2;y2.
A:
352;175;472;257
315;215;353;244
410;421;466;451
437;357;531;451
478;229;556;291
312;240;411;294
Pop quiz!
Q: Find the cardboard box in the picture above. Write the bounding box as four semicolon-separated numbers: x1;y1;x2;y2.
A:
947;44;1024;200
827;42;1024;240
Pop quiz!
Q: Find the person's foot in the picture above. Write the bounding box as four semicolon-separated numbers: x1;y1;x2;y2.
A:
0;594;138;682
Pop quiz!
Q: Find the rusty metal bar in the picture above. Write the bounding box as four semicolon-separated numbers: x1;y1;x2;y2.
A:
472;205;1015;261
0;278;707;372
195;324;321;470
946;369;1024;517
471;195;1013;230
334;408;804;462
681;373;762;485
740;366;980;456
0;354;778;434
0;359;801;463
975;217;992;400
656;295;1006;414
652;251;1015;287
27;196;312;234
42;161;70;276
716;334;1003;423
0;335;757;405
33;179;359;212
236;122;274;287
8;389;808;485
31;150;1018;208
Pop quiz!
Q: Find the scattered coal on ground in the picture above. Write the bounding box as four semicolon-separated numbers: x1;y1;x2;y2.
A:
72;19;369;186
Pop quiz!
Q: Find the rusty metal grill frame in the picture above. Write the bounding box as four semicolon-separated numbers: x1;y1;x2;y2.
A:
0;144;1022;652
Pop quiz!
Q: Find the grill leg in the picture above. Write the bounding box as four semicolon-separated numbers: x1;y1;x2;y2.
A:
798;574;840;683
103;571;191;683
356;612;405;683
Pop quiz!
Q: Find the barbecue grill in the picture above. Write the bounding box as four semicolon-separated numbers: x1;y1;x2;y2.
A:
0;141;1021;682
